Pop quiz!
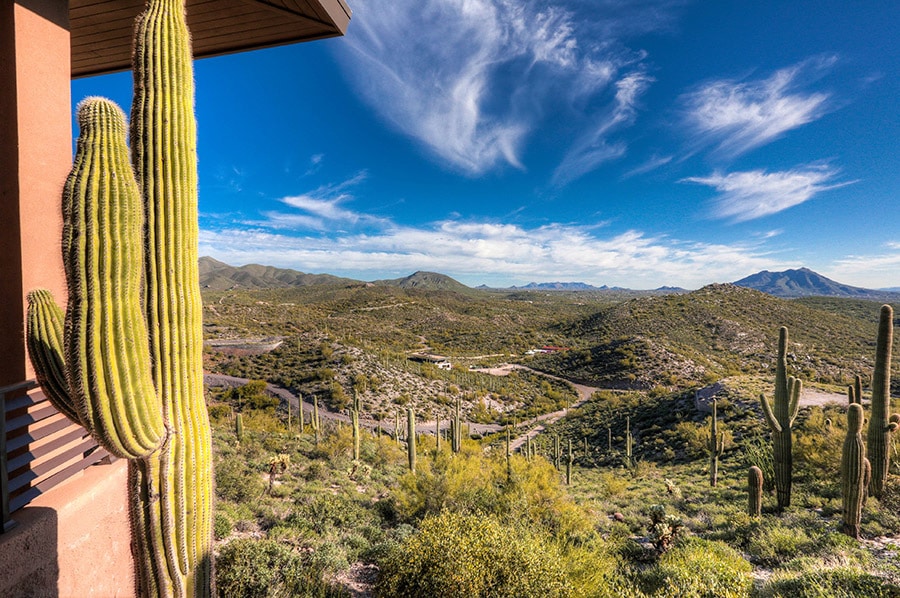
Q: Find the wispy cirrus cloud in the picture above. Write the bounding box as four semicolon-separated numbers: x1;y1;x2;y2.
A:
336;0;677;178
827;243;900;289
250;171;388;231
681;56;835;158
553;71;654;185
683;163;853;222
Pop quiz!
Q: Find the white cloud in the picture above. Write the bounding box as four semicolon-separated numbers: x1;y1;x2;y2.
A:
252;171;388;231
336;0;669;176
683;164;853;222
681;57;834;158
827;244;900;288
553;71;653;185
199;217;788;289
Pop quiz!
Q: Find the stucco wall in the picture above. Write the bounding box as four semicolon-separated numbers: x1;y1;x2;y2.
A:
0;459;134;598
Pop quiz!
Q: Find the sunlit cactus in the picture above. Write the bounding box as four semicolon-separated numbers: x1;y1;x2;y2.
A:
748;466;763;517
25;0;212;594
759;326;801;510
708;399;726;487
867;305;898;499
841;404;867;538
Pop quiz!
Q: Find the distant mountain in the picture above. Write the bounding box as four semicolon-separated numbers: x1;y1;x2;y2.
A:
198;256;356;290
514;281;603;291
733;267;900;300
376;271;471;293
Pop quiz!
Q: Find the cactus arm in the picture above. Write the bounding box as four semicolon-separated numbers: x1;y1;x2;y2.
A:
854;374;863;405
26;290;82;425
759;393;782;433
788;377;801;426
62;99;165;460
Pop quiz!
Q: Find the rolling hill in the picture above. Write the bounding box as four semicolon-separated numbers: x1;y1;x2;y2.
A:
198;256;357;290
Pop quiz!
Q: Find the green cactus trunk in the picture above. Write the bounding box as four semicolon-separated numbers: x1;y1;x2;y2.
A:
760;327;801;510
453;398;461;453
625;416;633;467
435;417;441;453
506;427;512;483
407;407;416;473
842;404;868;538
313;396;320;445
708;399;725;487
867;305;898;499
25;0;213;594
748;466;763;517
352;409;360;461
566;439;573;486
235;413;244;442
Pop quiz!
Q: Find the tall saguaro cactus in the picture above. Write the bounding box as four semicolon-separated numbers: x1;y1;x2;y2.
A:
25;0;212;595
842;404;868;538
867;305;899;499
760;326;801;510
708;399;725;487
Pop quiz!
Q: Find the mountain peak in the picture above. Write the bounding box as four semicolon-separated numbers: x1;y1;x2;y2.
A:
733;268;898;300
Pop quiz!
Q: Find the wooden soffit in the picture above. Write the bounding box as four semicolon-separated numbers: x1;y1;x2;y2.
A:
70;0;351;78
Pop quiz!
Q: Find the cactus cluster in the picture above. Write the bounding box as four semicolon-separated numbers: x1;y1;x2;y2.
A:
25;0;212;594
759;326;801;510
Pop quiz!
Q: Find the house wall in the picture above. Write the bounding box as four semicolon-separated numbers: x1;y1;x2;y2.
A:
0;460;134;597
0;0;70;388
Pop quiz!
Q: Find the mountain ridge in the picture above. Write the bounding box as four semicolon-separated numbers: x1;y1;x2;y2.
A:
732;267;900;301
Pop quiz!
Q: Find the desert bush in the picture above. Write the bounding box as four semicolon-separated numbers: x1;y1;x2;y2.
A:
741;433;776;493
637;537;753;597
374;511;569;598
216;538;346;598
747;519;815;566
760;565;900;597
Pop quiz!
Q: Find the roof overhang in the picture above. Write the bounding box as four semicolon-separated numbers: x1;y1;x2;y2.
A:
71;0;351;78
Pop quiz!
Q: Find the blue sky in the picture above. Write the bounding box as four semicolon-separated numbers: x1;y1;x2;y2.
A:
72;0;900;290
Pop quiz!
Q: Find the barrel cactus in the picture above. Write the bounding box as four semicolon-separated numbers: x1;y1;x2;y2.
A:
759;326;801;510
25;0;212;594
842;403;868;538
867;305;899;499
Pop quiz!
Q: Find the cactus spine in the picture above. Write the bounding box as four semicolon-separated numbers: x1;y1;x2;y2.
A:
25;0;212;594
748;466;763;517
407;407;416;472
867;305;898;499
708;399;725;487
760;326;801;510
842;403;868;538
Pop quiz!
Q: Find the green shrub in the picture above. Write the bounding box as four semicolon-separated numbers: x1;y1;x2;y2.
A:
213;512;233;540
760;566;900;598
375;511;569;598
216;538;346;598
639;537;753;597
747;519;815;566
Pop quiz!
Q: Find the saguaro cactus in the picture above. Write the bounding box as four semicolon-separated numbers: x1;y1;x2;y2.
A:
748;466;763;517
842;404;868;538
407;406;417;473
235;413;244;442
867;305;899;499
708;399;726;487
566;439;574;486
760;326;801;510
625;416;634;467
352;409;360;461
25;0;212;594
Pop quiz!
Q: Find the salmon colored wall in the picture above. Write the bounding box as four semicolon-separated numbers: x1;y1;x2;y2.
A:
0;0;70;387
0;460;135;597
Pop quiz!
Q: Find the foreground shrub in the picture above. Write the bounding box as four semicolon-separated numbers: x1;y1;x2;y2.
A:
375;510;569;597
636;538;752;598
760;565;900;597
216;538;346;598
